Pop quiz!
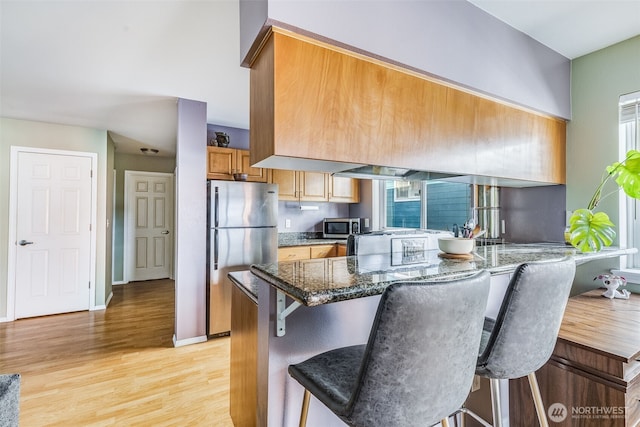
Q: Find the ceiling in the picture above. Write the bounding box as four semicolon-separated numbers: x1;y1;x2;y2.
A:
1;1;639;157
468;0;640;59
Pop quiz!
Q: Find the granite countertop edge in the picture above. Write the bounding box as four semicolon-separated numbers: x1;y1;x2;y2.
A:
249;266;487;306
228;271;259;304
248;245;637;307
278;238;347;248
278;232;347;248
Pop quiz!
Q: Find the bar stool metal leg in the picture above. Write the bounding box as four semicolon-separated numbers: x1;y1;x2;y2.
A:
528;372;549;427
299;389;311;427
489;378;503;427
458;407;493;427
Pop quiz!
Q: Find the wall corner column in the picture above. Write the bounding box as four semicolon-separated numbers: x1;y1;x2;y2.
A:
174;98;208;346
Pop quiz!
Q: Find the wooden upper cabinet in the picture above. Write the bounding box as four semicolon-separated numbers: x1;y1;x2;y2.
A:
237;150;269;182
250;28;566;185
207;147;268;182
299;172;328;201
271;169;298;200
207;146;236;180
270;169;358;202
329;176;359;203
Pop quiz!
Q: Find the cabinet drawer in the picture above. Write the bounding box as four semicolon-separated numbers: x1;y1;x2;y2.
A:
310;245;337;259
278;247;310;261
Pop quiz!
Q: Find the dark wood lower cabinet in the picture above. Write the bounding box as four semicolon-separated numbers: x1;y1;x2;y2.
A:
511;361;638;427
230;285;258;427
510;290;640;426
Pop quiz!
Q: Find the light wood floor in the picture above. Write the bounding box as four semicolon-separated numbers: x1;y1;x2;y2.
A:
0;279;234;426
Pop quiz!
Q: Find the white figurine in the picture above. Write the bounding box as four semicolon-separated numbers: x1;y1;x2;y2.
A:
594;274;630;299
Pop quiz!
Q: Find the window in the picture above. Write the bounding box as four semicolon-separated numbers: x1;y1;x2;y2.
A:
393;181;421;201
621;91;640;268
377;180;472;231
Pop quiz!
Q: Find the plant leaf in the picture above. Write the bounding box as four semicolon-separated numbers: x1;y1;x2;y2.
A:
606;150;640;199
569;209;616;252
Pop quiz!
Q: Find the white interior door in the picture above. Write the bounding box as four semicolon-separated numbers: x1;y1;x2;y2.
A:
14;151;93;318
125;172;174;282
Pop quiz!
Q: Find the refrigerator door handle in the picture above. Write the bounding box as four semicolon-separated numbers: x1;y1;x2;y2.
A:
213;229;219;270
214;186;219;228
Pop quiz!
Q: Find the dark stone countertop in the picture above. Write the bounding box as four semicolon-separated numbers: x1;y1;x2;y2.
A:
278;232;346;247
228;271;259;304
250;244;637;307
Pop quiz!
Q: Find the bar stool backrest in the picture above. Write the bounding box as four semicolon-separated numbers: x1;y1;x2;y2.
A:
476;258;576;379
343;270;491;427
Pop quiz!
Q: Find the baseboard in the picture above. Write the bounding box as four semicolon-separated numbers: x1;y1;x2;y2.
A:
112;281;127;286
105;291;113;307
172;334;208;348
0;317;12;323
92;290;113;311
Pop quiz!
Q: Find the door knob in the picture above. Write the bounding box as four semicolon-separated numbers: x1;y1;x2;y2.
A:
161;230;169;235
18;240;34;246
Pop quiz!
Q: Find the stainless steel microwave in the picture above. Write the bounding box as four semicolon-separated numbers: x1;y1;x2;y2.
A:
323;218;362;239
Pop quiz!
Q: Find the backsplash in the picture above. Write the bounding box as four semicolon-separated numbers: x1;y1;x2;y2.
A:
278;201;349;232
501;185;566;243
278;232;323;246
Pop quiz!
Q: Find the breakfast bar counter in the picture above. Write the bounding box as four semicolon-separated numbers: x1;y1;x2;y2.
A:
233;244;636;427
250;244;635;306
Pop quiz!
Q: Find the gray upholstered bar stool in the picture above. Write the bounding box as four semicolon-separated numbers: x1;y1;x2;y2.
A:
288;270;491;427
469;258;576;427
0;373;20;426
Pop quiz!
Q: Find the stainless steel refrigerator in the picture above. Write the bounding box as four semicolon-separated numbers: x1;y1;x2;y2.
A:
207;180;278;337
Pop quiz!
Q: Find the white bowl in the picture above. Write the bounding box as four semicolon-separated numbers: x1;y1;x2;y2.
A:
438;237;475;254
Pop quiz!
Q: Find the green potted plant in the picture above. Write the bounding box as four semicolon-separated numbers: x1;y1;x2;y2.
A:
569;149;640;252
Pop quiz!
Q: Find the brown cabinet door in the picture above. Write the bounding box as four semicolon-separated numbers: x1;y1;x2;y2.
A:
271;169;298;201
278;245;340;262
328;176;359;203
277;246;310;261
237;150;268;183
299;172;328;201
207;147;236;180
310;244;337;259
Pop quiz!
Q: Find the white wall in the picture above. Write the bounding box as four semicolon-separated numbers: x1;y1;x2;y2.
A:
0;118;110;317
240;0;571;119
567;35;640;294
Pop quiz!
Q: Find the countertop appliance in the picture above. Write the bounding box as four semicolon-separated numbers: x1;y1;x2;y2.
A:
346;229;453;274
323;217;364;239
207;181;277;337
